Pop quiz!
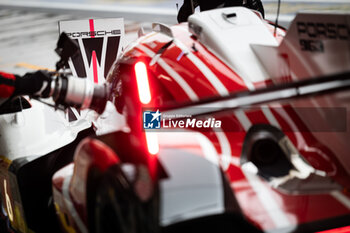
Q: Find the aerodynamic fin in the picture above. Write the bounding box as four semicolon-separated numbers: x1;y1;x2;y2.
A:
252;12;350;84
58;18;124;122
59;18;125;84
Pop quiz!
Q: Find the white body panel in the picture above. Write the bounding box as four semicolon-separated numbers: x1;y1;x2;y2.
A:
0;99;90;161
159;146;224;226
188;7;278;89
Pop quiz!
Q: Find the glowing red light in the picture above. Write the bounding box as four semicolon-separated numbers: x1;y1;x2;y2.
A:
317;226;350;233
135;61;151;104
145;132;159;155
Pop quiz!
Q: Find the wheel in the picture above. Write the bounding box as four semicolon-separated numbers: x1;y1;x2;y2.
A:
94;164;159;233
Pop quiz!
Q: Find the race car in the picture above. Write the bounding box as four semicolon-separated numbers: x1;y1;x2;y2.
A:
49;6;350;233
1;5;350;233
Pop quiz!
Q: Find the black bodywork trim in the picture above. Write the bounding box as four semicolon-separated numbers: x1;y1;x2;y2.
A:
0;97;31;115
219;169;242;213
161;213;262;233
7;127;94;233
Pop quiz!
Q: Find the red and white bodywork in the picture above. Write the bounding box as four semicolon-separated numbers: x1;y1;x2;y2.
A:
52;7;350;233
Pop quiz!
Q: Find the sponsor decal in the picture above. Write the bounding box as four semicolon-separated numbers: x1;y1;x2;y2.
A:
296;22;349;40
296;21;349;53
66;30;121;38
59;18;124;121
59;18;124;79
299;39;324;52
69;35;121;79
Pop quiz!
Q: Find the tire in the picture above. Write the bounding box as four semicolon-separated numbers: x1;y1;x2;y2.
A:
0;217;7;233
94;164;159;233
0;197;11;233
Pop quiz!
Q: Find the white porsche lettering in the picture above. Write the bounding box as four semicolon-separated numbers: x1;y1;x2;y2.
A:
66;30;121;38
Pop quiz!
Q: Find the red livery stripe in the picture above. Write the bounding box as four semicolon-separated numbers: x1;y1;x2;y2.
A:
0;72;16;97
92;50;98;83
317;225;350;233
89;19;95;38
0;85;14;98
0;72;16;80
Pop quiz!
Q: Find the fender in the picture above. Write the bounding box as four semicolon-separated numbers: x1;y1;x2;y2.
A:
156;132;242;227
52;138;119;233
